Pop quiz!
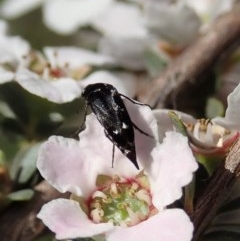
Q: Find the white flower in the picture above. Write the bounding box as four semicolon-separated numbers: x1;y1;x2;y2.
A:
153;79;240;154
37;100;197;240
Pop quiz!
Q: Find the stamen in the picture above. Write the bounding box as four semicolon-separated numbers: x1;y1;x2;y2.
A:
126;207;141;225
135;189;152;205
193;121;201;140
91;208;104;223
42;67;50;79
92;190;107;199
110;183;119;197
205;122;214;145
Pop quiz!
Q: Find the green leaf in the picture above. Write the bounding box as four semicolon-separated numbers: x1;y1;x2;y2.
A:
168;111;188;136
31;234;54;241
184;176;195;215
10;142;42;184
0;82;30;123
196;154;222;176
0;129;23;162
7;189;34;201
0;100;16;120
144;49;167;77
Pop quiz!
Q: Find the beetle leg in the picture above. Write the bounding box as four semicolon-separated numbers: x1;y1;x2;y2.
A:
79;103;89;131
73;103;89;138
112;144;115;168
119;94;152;109
131;121;153;138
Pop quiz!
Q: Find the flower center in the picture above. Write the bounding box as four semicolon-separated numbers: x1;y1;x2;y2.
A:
26;50;90;80
88;178;153;227
186;118;232;148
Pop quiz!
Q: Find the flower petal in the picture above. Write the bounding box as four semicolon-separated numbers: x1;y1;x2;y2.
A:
149;131;197;209
213;83;240;130
123;99;159;167
106;209;193;241
37;198;113;240
37;136;98;197
15;68;82;103
43;0;113;35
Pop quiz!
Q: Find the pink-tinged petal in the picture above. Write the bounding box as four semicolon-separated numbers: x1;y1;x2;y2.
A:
106;209;193;241
213;82;240;130
43;0;113;35
37;136;97;196
153;109;196;142
43;46;115;69
37;198;113;240
15;68;82;103
149;132;198;209
80;71;137;97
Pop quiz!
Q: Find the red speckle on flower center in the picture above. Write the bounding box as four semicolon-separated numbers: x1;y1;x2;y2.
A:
50;68;65;78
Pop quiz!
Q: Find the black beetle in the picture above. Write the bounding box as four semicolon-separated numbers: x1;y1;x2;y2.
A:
81;83;151;169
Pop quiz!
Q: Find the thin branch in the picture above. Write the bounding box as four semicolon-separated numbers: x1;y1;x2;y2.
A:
139;3;240;109
192;138;240;240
